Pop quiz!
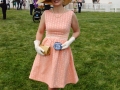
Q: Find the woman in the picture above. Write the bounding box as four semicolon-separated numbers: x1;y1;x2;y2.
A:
29;0;80;89
23;0;26;9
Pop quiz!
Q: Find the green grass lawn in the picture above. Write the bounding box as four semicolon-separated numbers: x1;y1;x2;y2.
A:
0;9;120;90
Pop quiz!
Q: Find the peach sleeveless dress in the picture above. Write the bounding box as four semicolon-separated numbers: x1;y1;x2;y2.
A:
29;10;79;88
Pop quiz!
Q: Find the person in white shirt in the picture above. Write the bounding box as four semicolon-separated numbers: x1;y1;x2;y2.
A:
6;0;10;9
23;0;26;9
77;0;82;13
28;0;34;15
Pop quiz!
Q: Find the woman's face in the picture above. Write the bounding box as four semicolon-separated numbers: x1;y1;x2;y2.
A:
51;0;64;6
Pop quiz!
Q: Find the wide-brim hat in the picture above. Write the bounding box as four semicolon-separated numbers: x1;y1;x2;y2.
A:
36;0;72;6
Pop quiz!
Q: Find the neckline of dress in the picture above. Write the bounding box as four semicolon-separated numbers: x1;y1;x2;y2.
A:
52;8;65;18
49;9;71;15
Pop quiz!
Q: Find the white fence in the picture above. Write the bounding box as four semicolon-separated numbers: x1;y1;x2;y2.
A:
65;3;120;12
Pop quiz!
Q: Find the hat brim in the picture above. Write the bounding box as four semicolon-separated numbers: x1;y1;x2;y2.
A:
36;0;72;6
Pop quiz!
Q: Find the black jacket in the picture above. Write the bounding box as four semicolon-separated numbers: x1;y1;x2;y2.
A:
0;0;7;9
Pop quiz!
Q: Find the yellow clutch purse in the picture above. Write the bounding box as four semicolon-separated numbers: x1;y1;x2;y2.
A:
40;45;50;55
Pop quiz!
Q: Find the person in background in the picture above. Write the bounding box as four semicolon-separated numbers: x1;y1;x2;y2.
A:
16;0;20;10
73;0;77;13
6;0;10;9
77;0;82;13
19;0;23;9
92;0;100;9
29;0;80;90
23;0;26;9
92;0;97;3
28;0;34;15
33;0;38;8
82;0;85;3
12;0;16;9
0;0;7;19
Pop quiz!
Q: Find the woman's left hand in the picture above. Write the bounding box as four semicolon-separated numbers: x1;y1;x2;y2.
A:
61;37;75;49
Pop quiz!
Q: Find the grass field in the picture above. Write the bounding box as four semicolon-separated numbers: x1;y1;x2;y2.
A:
0;9;120;90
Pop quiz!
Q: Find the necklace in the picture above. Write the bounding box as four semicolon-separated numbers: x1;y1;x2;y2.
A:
52;8;65;18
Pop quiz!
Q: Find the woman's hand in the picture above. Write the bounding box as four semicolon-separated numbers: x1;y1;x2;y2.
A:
62;37;75;49
34;40;45;55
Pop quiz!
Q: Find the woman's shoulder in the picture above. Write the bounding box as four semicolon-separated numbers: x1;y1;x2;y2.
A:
42;9;53;18
64;9;74;14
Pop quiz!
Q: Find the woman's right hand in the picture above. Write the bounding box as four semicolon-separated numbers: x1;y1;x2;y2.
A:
34;40;45;55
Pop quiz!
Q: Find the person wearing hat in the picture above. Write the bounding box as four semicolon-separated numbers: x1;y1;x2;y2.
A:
29;0;80;89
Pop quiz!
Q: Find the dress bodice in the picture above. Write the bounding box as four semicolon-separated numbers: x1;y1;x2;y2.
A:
44;10;73;39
